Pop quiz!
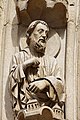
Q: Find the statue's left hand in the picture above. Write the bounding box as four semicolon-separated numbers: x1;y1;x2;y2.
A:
28;80;50;93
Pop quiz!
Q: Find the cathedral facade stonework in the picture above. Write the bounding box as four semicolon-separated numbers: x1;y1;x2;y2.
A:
0;0;80;120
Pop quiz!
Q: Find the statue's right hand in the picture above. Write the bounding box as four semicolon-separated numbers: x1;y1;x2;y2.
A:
23;57;40;69
31;57;40;67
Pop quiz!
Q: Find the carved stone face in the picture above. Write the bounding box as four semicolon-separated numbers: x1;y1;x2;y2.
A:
30;23;49;54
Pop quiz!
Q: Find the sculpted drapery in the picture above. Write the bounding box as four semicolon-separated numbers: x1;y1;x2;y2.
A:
9;47;65;113
8;20;65;115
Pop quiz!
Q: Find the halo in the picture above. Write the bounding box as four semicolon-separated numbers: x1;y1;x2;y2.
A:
19;28;61;57
45;29;61;57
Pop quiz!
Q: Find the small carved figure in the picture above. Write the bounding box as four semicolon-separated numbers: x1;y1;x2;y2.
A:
9;20;65;118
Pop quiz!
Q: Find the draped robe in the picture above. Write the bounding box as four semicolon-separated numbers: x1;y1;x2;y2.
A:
9;47;65;113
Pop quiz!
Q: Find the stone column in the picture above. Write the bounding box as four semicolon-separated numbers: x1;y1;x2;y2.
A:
66;0;78;119
0;0;5;119
76;0;80;119
0;0;19;120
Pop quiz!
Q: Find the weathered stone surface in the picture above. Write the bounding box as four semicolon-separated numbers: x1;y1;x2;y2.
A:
0;0;80;120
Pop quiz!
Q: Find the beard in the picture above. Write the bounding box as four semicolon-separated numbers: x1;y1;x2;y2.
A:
29;37;46;55
34;41;46;54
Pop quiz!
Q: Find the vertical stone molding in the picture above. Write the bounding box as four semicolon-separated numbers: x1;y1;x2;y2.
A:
0;0;19;120
0;0;5;119
66;1;78;120
76;0;80;119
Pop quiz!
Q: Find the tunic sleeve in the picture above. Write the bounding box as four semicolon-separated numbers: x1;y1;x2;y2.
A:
8;52;26;112
9;53;25;82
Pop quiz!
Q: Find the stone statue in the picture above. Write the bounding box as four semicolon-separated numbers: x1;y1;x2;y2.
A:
9;20;65;120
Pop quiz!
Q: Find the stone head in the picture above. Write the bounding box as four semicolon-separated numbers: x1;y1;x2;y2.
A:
26;20;49;54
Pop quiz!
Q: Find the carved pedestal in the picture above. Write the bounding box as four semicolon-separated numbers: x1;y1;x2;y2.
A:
17;100;64;120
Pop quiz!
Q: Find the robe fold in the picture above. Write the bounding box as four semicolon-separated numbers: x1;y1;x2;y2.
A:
9;47;65;112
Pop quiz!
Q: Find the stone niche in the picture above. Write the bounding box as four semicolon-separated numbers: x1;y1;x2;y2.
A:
16;0;68;119
2;0;68;120
16;0;68;79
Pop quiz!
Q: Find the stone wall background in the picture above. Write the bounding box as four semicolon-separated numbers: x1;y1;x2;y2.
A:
0;0;19;120
0;0;80;120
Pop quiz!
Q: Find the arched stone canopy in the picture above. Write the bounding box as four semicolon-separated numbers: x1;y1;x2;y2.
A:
16;0;68;28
